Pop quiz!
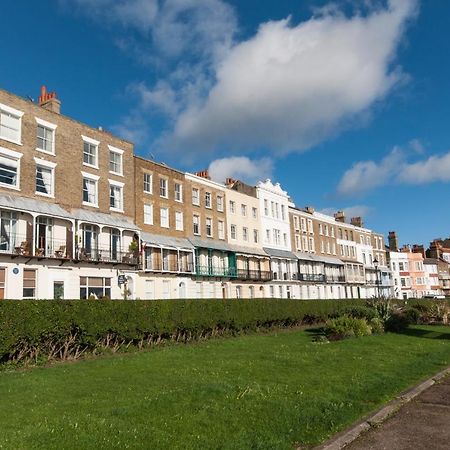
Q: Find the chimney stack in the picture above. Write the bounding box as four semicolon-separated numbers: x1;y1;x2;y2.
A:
388;231;399;252
334;211;345;223
305;206;315;214
412;244;425;257
195;170;210;180
38;85;61;114
350;217;363;228
225;177;236;187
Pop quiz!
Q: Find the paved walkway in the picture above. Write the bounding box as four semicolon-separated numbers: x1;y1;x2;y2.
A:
346;375;450;450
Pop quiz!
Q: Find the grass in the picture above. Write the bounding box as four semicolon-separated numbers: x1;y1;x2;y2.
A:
0;325;449;449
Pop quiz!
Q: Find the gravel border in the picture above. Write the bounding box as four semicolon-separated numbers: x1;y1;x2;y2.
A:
311;366;450;450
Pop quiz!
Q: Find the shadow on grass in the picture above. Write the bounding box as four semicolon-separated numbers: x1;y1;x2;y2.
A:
304;327;326;340
394;326;450;341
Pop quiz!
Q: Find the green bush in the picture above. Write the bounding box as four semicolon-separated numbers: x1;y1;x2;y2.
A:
404;307;421;325
324;315;372;340
385;312;411;332
0;299;364;365
369;317;385;334
342;305;378;321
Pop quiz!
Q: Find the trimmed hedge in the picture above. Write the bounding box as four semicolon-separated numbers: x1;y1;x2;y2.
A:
0;299;363;364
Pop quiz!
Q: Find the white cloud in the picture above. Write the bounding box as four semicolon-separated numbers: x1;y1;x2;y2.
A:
337;146;404;196
63;0;418;167
337;141;450;196
208;156;273;184
168;0;418;154
399;152;450;184
64;0;236;61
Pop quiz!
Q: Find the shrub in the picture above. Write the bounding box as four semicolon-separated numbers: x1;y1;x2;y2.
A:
369;317;385;334
324;316;372;341
385;312;411;332
342;305;378;321
0;298;364;365
404;307;421;325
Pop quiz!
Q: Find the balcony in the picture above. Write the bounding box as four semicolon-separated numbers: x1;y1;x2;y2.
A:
273;272;298;281
325;275;346;283
77;247;139;265
299;273;326;282
0;234;72;259
195;265;237;278
145;259;194;273
236;269;273;281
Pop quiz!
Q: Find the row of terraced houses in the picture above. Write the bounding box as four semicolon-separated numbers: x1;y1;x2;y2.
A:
0;86;447;300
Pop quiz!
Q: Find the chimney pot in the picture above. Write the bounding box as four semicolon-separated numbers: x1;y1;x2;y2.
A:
38;85;61;114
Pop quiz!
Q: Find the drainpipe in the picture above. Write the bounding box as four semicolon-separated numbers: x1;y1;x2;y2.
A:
31;214;36;256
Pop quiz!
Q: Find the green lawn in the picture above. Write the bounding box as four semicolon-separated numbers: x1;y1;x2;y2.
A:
0;326;449;450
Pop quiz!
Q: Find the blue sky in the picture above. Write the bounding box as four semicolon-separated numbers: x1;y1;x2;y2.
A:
1;0;450;247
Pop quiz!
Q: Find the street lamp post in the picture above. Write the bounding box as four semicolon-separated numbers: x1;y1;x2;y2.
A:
373;257;381;299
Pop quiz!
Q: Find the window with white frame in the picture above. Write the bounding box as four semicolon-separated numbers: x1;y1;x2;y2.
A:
206;218;213;237
35;158;56;197
302;236;308;251
109;180;124;211
82;172;99;206
193;215;200;235
174;182;183;202
143;173;152;193
229;200;235;213
266;229;270;243
252;207;257;219
264;199;269;216
109;146;123;175
253;229;258;244
160;207;169;228
23;269;36;298
283;233;287;247
242;227;248;241
281;205;286;221
218;220;225;239
217;195;223;212
0;147;22;189
36;118;56;154
82;136;99;168
0;103;23;144
144;204;153;224
159;178;168;198
192;188;200;205
301;217;306;231
273;229;281;245
241;204;247;216
230;224;237;240
205;192;211;208
175;211;183;231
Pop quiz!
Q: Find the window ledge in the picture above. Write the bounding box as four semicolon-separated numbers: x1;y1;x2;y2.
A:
36;191;55;199
0;136;22;146
82;201;99;209
0;183;20;191
36;148;55;156
109;171;124;177
83;162;99;170
110;207;124;214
